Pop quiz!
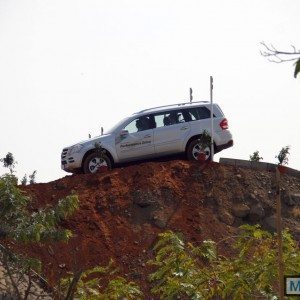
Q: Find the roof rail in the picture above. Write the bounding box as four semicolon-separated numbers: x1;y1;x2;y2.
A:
134;100;209;114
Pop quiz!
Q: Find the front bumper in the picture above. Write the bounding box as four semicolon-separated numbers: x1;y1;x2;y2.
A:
61;148;82;173
215;140;233;153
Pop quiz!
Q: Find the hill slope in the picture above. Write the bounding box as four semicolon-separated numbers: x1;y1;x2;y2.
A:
18;160;300;292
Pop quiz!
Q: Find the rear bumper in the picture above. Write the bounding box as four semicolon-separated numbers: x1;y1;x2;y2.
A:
215;140;233;153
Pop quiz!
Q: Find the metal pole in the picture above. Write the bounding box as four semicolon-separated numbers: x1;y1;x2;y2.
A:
276;167;284;300
210;76;214;161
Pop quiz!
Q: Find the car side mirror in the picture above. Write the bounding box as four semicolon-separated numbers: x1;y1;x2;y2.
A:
120;129;129;137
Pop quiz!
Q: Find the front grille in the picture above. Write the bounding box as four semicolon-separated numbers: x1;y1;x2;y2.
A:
61;148;68;160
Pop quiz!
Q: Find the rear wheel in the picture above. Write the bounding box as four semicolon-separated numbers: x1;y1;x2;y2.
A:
83;152;112;174
187;139;211;161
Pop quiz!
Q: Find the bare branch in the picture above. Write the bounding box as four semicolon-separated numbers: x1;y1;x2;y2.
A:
3;253;21;299
260;42;300;64
24;272;32;300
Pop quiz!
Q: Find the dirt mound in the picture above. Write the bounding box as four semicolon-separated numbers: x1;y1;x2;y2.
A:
17;160;300;292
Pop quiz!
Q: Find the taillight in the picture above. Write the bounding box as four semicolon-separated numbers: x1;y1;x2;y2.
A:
220;118;228;130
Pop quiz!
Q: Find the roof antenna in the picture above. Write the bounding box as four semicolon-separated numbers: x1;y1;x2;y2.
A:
189;88;193;102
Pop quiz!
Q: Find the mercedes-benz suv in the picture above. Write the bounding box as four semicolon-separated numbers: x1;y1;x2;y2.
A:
61;101;233;174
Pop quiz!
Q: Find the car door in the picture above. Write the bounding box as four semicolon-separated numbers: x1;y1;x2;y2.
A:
115;115;155;162
153;110;191;155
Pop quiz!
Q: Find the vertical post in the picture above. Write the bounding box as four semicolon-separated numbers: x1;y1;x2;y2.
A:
190;88;193;103
276;167;284;300
210;76;214;161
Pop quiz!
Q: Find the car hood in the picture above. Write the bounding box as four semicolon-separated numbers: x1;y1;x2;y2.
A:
66;134;114;149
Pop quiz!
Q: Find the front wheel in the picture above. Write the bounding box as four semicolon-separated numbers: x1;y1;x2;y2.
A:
187;139;211;161
83;152;112;174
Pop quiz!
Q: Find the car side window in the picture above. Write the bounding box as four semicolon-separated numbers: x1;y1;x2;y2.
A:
153;110;186;128
197;107;211;119
184;107;212;121
124;115;152;133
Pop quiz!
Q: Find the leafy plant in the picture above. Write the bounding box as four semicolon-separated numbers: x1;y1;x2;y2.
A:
0;152;16;174
0;174;79;242
21;174;28;186
148;230;216;299
59;261;142;299
197;130;211;152
0;173;79;298
94;142;106;159
28;170;37;184
149;227;300;299
276;146;290;165
249;150;263;162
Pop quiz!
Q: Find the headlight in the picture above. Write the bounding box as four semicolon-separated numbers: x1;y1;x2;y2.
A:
69;144;84;155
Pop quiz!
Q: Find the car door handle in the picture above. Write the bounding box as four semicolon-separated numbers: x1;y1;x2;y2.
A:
180;126;189;130
144;134;151;138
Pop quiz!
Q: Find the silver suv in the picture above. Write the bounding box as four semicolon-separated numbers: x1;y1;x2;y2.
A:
61;101;233;174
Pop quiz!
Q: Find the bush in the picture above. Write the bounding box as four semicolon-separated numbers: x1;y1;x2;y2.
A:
249;150;263;162
59;261;142;299
0;173;79;298
0;152;16;174
276;146;290;165
149;226;300;299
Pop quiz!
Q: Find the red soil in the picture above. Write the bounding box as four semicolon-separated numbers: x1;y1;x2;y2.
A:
16;160;300;293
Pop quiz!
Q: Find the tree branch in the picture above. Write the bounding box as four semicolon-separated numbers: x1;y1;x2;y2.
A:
3;252;21;299
260;42;300;63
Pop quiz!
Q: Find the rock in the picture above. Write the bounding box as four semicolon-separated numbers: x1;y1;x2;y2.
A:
218;210;235;226
249;204;265;222
291;193;300;205
54;183;66;190
0;265;6;288
283;192;300;206
264;215;276;231
131;272;142;280
232;204;250;218
132;190;157;207
153;217;168;229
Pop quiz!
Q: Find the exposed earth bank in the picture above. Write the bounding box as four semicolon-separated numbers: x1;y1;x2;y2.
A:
16;161;300;293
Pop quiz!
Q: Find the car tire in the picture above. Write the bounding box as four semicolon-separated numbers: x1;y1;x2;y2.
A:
187;139;211;161
83;152;112;174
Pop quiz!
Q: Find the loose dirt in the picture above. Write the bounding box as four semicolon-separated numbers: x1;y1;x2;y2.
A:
16;161;300;294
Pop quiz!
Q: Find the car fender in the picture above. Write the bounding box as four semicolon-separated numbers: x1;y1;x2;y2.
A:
81;141;118;166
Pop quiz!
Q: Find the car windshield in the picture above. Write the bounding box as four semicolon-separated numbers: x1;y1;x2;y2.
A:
105;117;131;134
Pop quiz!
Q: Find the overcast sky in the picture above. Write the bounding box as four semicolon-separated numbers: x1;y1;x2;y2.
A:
0;0;299;182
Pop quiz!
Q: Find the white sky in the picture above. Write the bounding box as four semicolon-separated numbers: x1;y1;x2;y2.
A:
0;0;299;183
